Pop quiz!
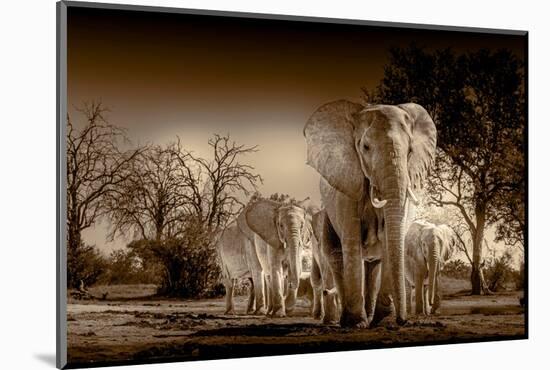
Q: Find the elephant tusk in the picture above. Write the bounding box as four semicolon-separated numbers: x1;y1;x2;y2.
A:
323;287;338;297
407;187;420;205
370;184;387;209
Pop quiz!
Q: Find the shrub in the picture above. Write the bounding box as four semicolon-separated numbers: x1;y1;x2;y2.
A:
484;251;519;292
514;260;525;290
98;249;162;285
67;243;107;288
128;221;223;298
441;259;471;280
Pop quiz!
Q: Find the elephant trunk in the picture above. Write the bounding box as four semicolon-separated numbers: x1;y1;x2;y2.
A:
382;169;408;325
285;232;302;313
428;239;439;306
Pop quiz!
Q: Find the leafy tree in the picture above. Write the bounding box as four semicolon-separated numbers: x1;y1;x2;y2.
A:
370;46;525;294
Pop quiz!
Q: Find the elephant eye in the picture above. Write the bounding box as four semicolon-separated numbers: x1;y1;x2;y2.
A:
363;143;370;151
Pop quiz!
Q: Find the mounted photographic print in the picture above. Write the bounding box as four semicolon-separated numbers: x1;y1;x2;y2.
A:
56;1;528;368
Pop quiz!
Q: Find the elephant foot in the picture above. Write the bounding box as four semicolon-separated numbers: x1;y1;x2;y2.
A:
340;310;368;328
224;309;236;315
312;309;322;320
322;307;339;324
322;315;339;325
396;316;408;326
370;306;392;327
253;307;265;315
246;308;255;315
270;307;286;318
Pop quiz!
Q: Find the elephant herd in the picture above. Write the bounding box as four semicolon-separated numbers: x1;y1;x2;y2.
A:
217;100;457;328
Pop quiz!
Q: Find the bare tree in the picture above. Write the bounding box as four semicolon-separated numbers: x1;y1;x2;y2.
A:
107;135;262;240
105;142;193;242
66;102;142;287
106;134;262;296
187;134;263;234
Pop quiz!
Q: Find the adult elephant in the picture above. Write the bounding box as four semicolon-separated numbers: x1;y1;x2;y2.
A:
304;100;437;327
246;198;312;317
405;220;456;315
217;206;269;315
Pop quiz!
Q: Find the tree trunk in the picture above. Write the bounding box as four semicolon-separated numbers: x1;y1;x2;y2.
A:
67;212;83;288
470;264;482;295
470;202;486;295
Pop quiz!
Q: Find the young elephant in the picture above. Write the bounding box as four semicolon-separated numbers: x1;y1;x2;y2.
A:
217;222;266;315
246;198;312;317
405;220;456;315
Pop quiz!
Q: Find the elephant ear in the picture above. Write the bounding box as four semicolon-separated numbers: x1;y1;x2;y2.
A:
406;221;425;260
236;208;255;241
399;103;437;191
439;224;457;260
245;199;282;248
304;100;365;200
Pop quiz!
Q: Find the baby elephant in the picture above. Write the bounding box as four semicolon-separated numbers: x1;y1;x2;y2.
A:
405;221;456;315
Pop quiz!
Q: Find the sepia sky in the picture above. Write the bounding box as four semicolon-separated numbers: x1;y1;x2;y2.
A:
67;6;525;253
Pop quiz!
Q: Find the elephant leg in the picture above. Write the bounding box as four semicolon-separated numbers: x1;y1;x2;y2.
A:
310;259;323;320
252;271;265;315
271;264;286;317
431;275;441;314
423;285;431;315
322;235;345;323
224;278;236;315
415;273;424;315
264;274;273;316
340;237;367;328
364;260;382;324
322;265;338;324
246;277;255;314
405;280;412;315
371;254;394;327
324;216;367;328
285;281;298;315
414;268;426;315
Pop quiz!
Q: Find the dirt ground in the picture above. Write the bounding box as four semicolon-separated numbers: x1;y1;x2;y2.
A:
66;283;526;368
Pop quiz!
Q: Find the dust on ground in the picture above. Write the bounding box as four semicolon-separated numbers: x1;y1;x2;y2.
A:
67;283;526;367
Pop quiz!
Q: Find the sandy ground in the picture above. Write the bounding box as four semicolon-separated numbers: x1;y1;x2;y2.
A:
66;284;526;367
